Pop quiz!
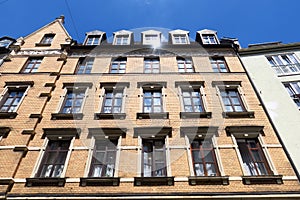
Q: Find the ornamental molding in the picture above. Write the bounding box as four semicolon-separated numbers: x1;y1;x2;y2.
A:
14;49;62;56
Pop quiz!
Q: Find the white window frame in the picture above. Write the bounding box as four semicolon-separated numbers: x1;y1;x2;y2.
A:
231;134;277;176
266;54;300;75
0;85;30;113
202;34;218;44
110;58;127;74
284;81;300;108
216;84;250;112
84;35;101;45
185;135;225;176
173;34;189;44
56;86;89;114
84;135;122;178
98;85;127;114
177;84;207;112
113;35;130;45
137;135;171;177
177;57;194;73
31;136;75;178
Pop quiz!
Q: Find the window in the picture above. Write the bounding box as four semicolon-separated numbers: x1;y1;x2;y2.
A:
115;35;129;45
88;139;118;177
0;39;13;48
237;138;271;176
211;57;229;72
40;34;55;45
177;57;194;72
215;83;254;118
190;139;219;176
202;34;218;44
182;89;204;112
36;140;71;178
226;126;283;185
142;139;166;177
0;87;26;113
110;58;126;73
85;35;101;45
173;34;188;44
267;54;300;75
134;127;173;186
102;90;123;114
137;82;168;119
144;58;160;73
76;58;94;74
143;90;162;113
176;82;211;118
145;34;159;44
95;83;128;120
284;81;300;108
220;88;245;112
60;89;86;114
22;57;43;73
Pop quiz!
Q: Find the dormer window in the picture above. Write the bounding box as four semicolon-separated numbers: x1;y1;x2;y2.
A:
196;29;219;45
142;30;161;46
85;35;101;45
115;35;129;45
113;30;133;45
0;37;14;48
169;30;190;45
84;30;106;46
174;35;187;44
202;34;217;44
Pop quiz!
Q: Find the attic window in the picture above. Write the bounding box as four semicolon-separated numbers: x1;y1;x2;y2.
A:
143;34;161;45
202;34;218;44
40;34;55;45
173;34;188;44
85;35;101;45
114;35;129;45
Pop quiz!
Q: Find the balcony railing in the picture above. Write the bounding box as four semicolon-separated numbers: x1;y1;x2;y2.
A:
272;63;300;76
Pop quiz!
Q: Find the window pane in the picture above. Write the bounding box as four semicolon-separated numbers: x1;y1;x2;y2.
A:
153;107;161;113
144;98;152;106
105;98;113;106
184;106;193;112
194;163;204;176
153;98;161;105
184;98;192;106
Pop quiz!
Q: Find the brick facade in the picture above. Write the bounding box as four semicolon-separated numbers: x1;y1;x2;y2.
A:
0;17;299;199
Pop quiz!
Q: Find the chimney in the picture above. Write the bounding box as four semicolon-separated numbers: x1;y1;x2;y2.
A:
56;15;65;24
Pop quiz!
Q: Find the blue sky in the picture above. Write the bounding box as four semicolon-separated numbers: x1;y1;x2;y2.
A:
0;0;299;47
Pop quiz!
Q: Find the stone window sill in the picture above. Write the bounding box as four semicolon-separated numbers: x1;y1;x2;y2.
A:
25;177;66;187
137;112;169;119
51;113;83;120
180;112;212;119
188;176;229;185
94;113;126;120
35;43;51;47
80;177;120;186
242;175;283;185
0;112;17;119
223;111;254;118
134;176;174;186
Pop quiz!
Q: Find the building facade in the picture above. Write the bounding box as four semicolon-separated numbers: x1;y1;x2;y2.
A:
240;42;300;180
0;17;299;199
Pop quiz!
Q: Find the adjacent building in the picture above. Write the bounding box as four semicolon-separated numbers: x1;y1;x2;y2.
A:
239;42;300;180
0;16;299;199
